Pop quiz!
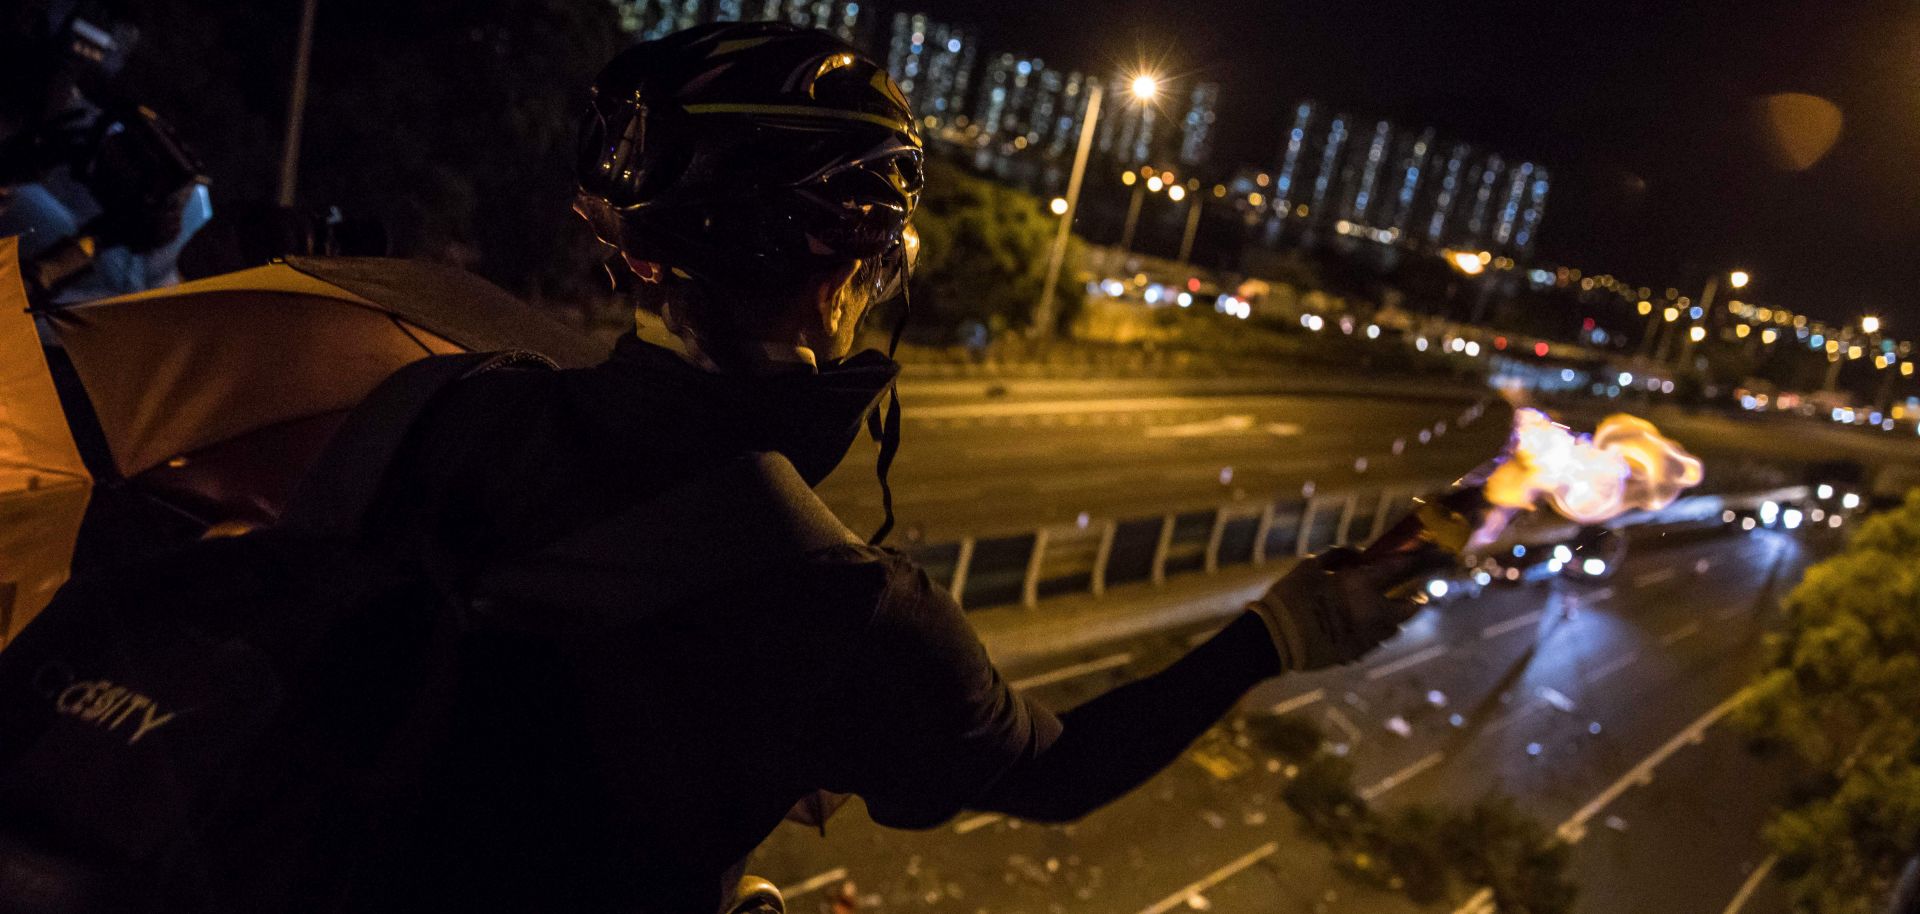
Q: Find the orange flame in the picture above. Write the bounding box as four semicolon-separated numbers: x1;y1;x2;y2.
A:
1482;409;1703;524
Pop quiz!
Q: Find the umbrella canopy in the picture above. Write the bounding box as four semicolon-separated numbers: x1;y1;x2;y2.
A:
40;256;606;526
0;237;92;641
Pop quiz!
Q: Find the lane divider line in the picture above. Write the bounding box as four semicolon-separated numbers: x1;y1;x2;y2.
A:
1584;652;1640;686
1481;610;1545;640
1366;644;1450;680
1450;886;1496;914
1323;707;1364;743
782;867;848;900
953;813;1002;835
1011;652;1135;691
1660;620;1702;646
1270;688;1325;715
1360;751;1446;801
1720;854;1780;914
1555;687;1752;844
1485;698;1549;735
1135;841;1281;914
1633;567;1678;589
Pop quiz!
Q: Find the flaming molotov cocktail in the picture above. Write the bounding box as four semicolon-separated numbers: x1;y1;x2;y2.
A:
1363;408;1705;598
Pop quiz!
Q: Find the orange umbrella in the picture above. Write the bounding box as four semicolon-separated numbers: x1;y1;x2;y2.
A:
38;256;605;528
0;237;92;642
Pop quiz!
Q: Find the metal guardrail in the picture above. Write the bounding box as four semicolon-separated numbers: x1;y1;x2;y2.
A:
913;481;1452;611
913;482;1825;612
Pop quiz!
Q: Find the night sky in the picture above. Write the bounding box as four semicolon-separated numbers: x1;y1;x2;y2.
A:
913;0;1920;328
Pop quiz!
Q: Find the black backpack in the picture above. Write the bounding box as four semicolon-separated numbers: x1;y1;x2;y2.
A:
0;351;549;913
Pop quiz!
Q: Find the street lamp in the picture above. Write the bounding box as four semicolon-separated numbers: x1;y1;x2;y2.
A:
1862;315;1881;335
1049;197;1069;216
1729;270;1750;290
1032;71;1162;337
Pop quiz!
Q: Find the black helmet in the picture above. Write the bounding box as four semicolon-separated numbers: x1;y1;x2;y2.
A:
576;22;923;294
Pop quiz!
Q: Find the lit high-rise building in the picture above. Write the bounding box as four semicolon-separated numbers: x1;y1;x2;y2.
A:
974;53;1015;142
1309;114;1349;219
1179;82;1220;166
1259;97;1551;257
1465;154;1504;240
1515;166;1549;256
1493;161;1532;247
623;0;857;40
1427;143;1470;244
1387;127;1434;237
1045;72;1093;158
1348;119;1393;225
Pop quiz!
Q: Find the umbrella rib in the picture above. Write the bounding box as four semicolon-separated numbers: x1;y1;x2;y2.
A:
388;313;436;356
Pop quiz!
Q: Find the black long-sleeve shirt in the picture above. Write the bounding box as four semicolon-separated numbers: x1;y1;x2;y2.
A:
366;336;1284;914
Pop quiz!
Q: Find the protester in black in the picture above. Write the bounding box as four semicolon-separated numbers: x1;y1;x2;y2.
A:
371;23;1442;914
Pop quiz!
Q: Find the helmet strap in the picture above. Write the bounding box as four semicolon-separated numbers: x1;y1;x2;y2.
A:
865;278;910;545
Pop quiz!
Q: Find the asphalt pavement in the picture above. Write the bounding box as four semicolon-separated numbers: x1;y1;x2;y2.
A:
817;374;1911;543
817;376;1508;541
748;522;1824;914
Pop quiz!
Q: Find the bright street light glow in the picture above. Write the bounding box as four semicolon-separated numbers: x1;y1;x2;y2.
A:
1783;508;1804;530
1130;73;1160;100
1447;250;1486;275
1862;315;1881;334
1426;579;1450;599
1049;196;1069;216
1120;170;1137;186
1729;269;1750;289
1582;558;1607;576
1817;484;1834;499
1166;184;1186;202
1146;175;1164;192
1842;492;1861;509
1663;306;1680;322
1689;326;1706;342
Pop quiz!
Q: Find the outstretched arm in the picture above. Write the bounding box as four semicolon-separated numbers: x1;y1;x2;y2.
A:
978;546;1440;821
823;546;1437;830
975;610;1280;821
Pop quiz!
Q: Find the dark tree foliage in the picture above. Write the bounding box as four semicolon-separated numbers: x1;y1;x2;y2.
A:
119;0;621;303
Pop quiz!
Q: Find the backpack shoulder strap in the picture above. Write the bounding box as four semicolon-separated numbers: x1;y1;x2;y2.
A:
470;450;862;633
281;350;554;538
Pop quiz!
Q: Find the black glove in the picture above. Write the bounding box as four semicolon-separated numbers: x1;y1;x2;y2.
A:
1248;546;1453;671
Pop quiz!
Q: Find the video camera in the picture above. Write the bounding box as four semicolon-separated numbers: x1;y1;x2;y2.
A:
1;0;210;302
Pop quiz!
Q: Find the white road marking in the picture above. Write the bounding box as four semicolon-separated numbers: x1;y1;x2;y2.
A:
1660;621;1702;646
907;394;1317;420
1486;698;1548;734
1719;854;1779;914
1270;688;1325;715
953;813;1002;835
1366;644;1450;680
1135;842;1281;914
1482;610;1545;640
1584;652;1639;685
1144;415;1257;439
1011;652;1135;691
1451;886;1496;914
1360;751;1446;800
782;867;848;899
1556;687;1752;843
1324;707;1364;742
1633;567;1678;588
1585;586;1617;602
1264;422;1302;437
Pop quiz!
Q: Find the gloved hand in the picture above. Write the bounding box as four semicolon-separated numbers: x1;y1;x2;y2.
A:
1248;546;1454;671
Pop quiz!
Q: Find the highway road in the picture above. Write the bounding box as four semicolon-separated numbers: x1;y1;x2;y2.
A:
748;522;1822;914
818;374;1914;544
816;377;1508;542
